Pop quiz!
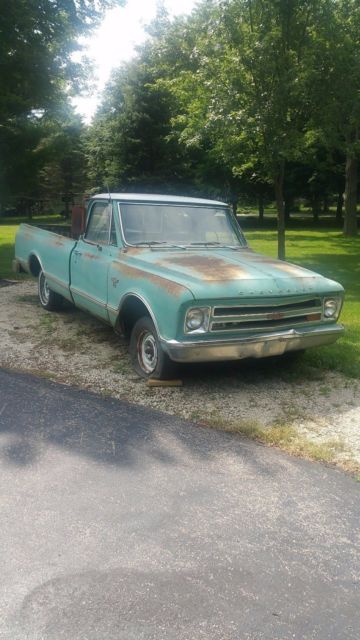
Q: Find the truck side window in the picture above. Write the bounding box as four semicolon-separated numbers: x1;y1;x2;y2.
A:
85;203;111;244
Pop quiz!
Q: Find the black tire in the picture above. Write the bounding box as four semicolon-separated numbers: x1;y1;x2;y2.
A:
38;270;63;311
129;316;177;380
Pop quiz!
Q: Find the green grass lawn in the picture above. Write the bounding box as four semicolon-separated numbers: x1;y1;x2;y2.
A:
1;218;359;378
0;224;23;280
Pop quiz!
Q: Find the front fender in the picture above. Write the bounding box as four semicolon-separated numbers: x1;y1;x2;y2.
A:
107;260;194;340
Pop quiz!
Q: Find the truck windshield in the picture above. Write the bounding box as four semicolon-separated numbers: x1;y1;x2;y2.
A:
118;203;247;248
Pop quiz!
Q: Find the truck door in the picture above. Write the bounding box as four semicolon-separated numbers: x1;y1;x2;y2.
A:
70;200;118;321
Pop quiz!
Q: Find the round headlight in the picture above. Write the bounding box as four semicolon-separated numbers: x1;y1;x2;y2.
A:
324;299;337;318
186;308;205;330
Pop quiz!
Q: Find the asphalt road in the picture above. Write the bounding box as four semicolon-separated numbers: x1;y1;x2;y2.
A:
0;368;359;640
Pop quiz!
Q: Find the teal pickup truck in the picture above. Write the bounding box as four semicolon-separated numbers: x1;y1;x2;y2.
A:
14;193;344;379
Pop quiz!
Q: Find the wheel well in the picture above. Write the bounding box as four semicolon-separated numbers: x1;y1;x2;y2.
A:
28;254;42;277
117;296;151;339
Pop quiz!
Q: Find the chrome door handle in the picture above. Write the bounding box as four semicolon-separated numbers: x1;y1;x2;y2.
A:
74;250;82;256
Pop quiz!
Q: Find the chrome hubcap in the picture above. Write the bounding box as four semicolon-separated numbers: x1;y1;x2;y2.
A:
139;331;158;373
39;272;50;304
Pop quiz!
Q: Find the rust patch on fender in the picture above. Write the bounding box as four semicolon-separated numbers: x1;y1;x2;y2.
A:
157;255;250;281
113;262;186;297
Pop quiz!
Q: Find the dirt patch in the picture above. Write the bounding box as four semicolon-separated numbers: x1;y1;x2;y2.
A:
1;280;359;472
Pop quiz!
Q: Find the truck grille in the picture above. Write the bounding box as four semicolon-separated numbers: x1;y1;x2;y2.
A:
210;298;322;332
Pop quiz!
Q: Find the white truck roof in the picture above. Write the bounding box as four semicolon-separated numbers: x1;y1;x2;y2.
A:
92;193;228;207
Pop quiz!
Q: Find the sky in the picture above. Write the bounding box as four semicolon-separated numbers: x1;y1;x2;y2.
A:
72;0;197;122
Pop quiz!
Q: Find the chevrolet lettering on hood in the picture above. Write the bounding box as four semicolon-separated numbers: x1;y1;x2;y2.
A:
14;193;345;379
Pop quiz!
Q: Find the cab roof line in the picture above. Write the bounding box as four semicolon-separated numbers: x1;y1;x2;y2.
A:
92;193;228;207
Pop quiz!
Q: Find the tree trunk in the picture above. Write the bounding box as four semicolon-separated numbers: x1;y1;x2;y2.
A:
344;154;358;236
336;189;343;224
258;193;264;223
311;195;320;223
284;197;292;222
323;195;329;214
274;163;286;260
64;200;70;219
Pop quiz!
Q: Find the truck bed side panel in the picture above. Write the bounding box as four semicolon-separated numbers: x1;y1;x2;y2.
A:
15;224;76;300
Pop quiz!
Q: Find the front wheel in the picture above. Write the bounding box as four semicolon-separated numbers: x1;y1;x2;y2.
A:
38;270;63;311
129;316;176;380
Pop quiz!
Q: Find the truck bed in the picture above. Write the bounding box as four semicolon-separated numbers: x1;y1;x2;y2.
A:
15;224;76;301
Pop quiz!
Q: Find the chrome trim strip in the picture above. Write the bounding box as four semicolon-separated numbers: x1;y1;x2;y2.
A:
44;272;70;291
210;319;322;333
117;203;127;246
209;298;325;333
161;325;344;363
83;199;112;246
118;292;161;337
164;325;344;348
116;201;246;249
210;307;322;322
70;286;107;309
107;303;119;314
28;251;44;275
213;297;321;312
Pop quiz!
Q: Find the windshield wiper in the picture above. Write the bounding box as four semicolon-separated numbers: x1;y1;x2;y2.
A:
132;241;166;246
131;241;186;249
188;241;240;250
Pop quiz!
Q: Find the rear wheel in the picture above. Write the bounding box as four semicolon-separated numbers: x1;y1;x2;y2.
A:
38;270;63;311
129;316;176;380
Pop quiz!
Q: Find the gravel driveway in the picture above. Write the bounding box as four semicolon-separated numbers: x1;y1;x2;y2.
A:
1;280;359;471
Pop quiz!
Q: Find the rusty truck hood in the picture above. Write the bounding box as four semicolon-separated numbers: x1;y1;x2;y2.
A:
122;247;343;299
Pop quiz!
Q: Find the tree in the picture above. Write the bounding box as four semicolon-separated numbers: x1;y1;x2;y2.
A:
305;0;360;236
0;115;46;215
0;0;123;123
39;106;88;216
86;19;203;196
158;0;335;258
0;0;124;210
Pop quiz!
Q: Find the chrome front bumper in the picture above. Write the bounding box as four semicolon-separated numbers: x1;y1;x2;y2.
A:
161;324;344;363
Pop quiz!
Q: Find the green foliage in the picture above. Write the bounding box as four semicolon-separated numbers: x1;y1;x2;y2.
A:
2;0;360;241
38;105;88;215
0;0;124;211
86;55;192;192
0;0;123;122
87;0;359;244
